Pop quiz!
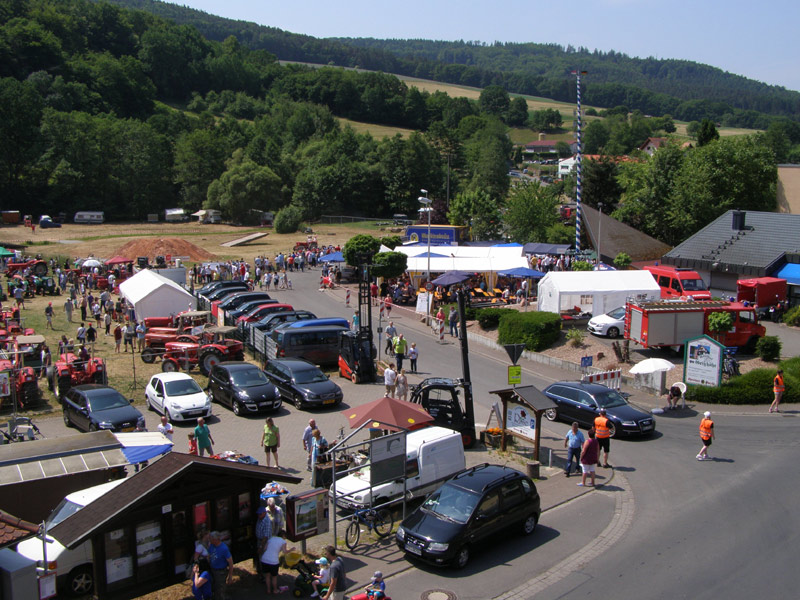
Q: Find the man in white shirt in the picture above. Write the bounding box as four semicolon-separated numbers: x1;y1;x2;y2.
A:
158;415;174;443
384;363;397;398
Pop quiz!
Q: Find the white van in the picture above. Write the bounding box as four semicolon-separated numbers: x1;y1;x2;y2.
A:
17;479;125;596
73;211;104;224
332;427;466;510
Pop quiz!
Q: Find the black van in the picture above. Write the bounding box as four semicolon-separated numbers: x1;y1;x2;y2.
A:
267;325;347;366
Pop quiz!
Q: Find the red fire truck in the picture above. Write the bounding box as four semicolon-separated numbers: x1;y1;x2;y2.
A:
624;299;765;351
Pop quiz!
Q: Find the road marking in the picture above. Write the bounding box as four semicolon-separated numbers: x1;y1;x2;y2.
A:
493;470;634;600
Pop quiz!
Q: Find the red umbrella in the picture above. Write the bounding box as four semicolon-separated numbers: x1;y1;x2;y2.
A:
105;256;133;265
342;396;434;432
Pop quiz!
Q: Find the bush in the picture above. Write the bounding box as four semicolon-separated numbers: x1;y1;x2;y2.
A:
498;311;561;351
476;308;507;330
566;327;585;347
755;336;781;361
783;305;800;326
686;357;799;404
273;205;303;234
572;261;593;272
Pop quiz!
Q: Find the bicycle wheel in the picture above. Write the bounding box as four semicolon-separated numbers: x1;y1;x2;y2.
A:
345;519;361;550
373;508;394;538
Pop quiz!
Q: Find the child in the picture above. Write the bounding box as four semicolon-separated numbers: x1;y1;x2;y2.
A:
188;432;198;456
365;571;386;599
408;342;418;372
309;557;330;598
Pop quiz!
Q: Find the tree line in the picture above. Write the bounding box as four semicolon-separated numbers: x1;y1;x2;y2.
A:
104;0;800;127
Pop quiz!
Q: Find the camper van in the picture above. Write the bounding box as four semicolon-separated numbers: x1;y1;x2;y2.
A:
73;211;105;224
17;479;126;595
332;427;466;510
164;208;189;222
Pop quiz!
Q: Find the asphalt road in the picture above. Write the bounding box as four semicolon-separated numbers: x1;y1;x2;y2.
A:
32;269;798;599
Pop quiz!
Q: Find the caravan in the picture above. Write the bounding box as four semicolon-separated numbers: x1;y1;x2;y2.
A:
73;211;104;224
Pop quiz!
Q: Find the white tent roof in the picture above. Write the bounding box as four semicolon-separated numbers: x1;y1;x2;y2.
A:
119;269;195;320
382;244;529;274
538;271;660;293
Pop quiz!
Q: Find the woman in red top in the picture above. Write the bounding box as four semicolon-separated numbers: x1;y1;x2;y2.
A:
383;294;392;316
579;428;600;487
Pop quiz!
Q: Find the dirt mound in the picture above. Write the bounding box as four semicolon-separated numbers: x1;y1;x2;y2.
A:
115;238;216;262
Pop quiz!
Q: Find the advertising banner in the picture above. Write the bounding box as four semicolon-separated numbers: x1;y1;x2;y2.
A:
684;335;724;387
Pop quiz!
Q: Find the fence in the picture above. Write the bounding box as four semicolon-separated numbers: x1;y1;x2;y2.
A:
581;369;622;390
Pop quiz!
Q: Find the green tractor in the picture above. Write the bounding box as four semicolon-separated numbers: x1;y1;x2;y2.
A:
33;276;60;296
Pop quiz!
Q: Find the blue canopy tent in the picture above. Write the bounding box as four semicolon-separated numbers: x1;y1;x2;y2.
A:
498;267;546;278
115;432;173;464
318;251;344;263
431;271;472;286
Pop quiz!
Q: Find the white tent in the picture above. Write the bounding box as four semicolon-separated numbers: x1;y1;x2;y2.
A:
119;269;195;321
537;271;660;315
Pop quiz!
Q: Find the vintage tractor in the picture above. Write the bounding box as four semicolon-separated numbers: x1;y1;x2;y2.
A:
0;356;40;409
5;259;47;277
0;312;36;345
49;353;108;401
141;311;214;363
160;326;244;375
32;276;60;296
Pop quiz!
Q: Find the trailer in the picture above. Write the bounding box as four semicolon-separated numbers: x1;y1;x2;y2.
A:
737;277;786;309
624;299;765;351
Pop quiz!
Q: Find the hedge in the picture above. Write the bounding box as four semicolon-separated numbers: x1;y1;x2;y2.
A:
498;311;561;351
686;356;800;405
476;308;508;330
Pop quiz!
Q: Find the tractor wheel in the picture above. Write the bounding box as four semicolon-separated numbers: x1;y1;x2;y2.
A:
46;367;56;391
199;349;223;376
22;382;38;407
91;371;105;385
33;262;47;277
162;360;179;373
140;348;157;364
56;376;72;401
351;372;359;384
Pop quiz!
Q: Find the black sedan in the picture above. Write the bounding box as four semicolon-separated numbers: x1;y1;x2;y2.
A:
542;381;655;437
62;385;146;432
207;362;282;416
263;358;343;409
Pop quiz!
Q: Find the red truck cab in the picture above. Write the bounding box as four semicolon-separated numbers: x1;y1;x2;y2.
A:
643;265;711;300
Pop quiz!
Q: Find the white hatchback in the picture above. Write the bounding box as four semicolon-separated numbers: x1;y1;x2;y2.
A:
587;306;626;338
145;372;212;422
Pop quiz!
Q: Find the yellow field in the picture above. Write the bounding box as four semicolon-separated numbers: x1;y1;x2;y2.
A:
337;117;415;139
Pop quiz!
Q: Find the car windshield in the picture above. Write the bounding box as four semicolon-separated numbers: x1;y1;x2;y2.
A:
681;278;707;291
88;390;129;411
165;379;203;397
231;369;269;387
594;390;628;409
293;369;328;384
46;499;84;528
607;307;626;319
422;483;481;524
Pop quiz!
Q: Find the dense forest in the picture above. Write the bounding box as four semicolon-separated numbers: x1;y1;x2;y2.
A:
106;0;800;128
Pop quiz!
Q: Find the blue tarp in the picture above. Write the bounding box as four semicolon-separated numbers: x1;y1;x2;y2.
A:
121;444;173;464
431;271;472;286
776;263;800;285
498;267;546;278
319;251;344;263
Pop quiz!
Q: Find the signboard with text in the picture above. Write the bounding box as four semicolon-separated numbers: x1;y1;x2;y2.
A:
683;334;724;387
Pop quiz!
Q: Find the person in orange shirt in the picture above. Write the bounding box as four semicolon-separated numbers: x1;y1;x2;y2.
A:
593;408;612;468
769;369;784;413
697;411;715;461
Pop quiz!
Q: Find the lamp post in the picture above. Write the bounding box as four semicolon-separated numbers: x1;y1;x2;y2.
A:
418;190;432;324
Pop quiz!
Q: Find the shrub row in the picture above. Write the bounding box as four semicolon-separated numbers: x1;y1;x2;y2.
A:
498;311;561;351
686;356;800;405
476;308;508;330
783;305;800;326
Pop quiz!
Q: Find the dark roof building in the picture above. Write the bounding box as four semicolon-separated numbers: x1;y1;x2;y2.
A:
581;204;672;263
662;209;800;291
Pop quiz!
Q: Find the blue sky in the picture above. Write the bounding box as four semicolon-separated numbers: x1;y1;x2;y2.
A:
167;0;800;91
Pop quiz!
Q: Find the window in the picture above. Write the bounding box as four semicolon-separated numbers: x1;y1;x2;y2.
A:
135;520;163;580
520;479;533;495
477;491;500;518
576;391;594;407
658;275;670;288
105;528;134;589
549;386;578;402
739;311;753;323
405;458;420;478
500;481;524;509
193;501;210;537
671;279;682;293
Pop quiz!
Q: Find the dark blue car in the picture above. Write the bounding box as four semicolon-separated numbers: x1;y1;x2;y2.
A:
543;381;655;437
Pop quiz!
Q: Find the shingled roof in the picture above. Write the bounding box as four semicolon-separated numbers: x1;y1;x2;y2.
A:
0;510;38;548
582;204;672;262
662;210;800;276
49;452;301;549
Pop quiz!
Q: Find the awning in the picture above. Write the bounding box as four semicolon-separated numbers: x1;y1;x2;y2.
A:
523;243;571;255
115;432;173;464
776;263;800;286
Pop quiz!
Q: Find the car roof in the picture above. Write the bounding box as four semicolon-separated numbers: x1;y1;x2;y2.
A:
216;362;261;372
449;463;525;492
268;358;318;370
547;381;620;395
151;372;196;383
72;384;124;395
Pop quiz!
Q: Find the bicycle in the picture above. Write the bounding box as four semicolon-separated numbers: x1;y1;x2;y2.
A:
344;506;394;550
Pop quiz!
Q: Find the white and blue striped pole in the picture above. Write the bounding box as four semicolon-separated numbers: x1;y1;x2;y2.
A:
572;70;587;254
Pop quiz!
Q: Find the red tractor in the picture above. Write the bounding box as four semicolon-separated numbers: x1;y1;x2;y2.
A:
160;326;244;375
49;353;108;401
5;259;47;277
0;356;39;409
141;311;214;363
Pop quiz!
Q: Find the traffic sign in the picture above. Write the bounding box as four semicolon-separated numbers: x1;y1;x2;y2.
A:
503;344;526;365
580;356;593;368
425;282;434;291
508;365;522;385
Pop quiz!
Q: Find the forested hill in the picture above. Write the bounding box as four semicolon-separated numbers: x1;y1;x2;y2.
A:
105;0;800;128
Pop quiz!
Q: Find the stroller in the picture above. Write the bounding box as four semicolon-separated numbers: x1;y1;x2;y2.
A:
285;551;328;598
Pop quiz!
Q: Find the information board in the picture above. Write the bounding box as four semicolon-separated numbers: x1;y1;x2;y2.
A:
683;335;724;387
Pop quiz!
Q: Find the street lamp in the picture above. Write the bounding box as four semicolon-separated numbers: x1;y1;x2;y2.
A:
418;190;432;324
